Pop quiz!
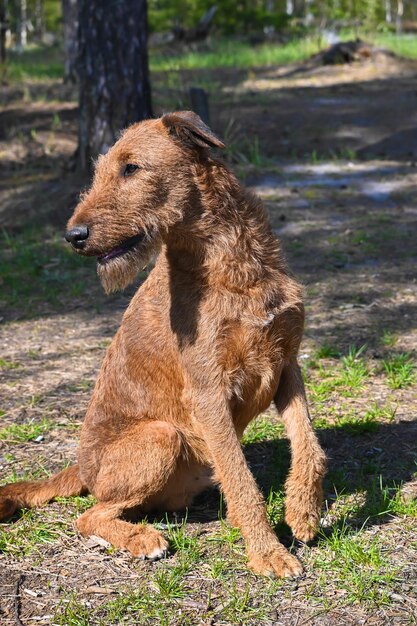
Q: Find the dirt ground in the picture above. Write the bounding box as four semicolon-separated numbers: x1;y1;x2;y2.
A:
0;50;416;625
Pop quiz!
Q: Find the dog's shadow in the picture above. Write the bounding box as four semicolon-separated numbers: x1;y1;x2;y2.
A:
155;420;417;539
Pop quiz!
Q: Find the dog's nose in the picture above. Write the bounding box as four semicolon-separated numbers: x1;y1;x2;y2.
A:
65;225;89;248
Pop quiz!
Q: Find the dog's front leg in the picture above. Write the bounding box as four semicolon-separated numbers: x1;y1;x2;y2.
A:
187;383;302;578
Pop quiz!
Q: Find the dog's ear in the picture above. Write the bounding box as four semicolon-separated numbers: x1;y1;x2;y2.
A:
162;111;225;150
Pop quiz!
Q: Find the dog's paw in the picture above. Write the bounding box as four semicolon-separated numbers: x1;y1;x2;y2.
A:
126;526;169;560
284;481;322;543
286;515;319;543
285;497;321;543
248;548;303;578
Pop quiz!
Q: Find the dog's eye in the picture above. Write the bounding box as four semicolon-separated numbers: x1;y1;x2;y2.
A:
124;164;139;176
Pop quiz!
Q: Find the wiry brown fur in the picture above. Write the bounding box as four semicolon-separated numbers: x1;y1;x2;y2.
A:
0;112;326;577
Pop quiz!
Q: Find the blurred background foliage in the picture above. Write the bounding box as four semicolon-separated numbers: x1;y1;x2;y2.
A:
2;1;417;47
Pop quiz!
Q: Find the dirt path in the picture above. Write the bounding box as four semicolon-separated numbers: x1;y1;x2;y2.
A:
0;53;416;625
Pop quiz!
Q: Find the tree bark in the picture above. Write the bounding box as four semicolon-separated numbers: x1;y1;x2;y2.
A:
16;0;27;51
0;0;7;64
286;0;294;15
293;0;305;18
34;0;44;42
77;0;152;173
396;0;403;34
385;0;392;23
62;0;78;83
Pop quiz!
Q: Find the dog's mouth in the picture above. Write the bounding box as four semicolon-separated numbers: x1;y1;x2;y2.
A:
97;232;146;265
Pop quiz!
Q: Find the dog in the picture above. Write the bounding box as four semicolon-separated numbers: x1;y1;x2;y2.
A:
0;111;326;577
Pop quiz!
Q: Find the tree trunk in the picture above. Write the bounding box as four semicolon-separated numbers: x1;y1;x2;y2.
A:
286;0;293;16
0;0;7;64
16;0;27;51
293;0;305;18
62;0;78;83
385;0;392;23
77;0;152;173
396;0;403;34
34;0;43;42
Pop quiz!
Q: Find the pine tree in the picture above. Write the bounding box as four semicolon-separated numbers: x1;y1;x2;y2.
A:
77;0;152;172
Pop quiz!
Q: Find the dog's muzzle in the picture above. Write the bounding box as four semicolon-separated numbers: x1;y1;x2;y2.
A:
65;225;90;250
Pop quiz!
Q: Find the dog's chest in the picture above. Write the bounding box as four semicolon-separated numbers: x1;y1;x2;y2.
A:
219;316;282;417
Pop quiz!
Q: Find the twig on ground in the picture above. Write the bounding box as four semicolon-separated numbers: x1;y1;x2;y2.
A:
14;574;25;626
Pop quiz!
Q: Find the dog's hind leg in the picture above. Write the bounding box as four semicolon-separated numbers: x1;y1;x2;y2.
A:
274;358;326;542
76;420;182;559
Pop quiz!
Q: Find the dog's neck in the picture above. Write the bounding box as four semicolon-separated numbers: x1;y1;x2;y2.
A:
163;158;289;295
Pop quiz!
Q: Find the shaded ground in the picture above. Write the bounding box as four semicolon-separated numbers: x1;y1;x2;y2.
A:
0;49;416;625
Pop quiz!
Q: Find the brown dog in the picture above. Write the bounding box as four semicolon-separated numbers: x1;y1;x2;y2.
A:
0;112;326;577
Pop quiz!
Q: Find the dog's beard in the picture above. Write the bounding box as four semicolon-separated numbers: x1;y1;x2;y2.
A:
97;238;161;294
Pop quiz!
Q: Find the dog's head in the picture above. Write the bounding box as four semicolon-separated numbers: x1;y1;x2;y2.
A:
65;111;224;293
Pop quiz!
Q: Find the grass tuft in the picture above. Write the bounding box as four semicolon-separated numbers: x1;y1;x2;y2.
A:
381;353;416;389
0;508;73;557
338;345;369;393
0;417;52;443
315;344;341;359
242;415;284;445
0;358;20;370
313;520;398;606
151;37;319;72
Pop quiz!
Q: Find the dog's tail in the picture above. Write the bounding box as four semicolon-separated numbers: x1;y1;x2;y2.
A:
0;464;88;520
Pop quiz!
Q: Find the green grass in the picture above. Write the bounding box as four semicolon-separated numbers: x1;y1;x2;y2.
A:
305;147;358;164
0;227;99;318
307;344;369;405
0;358;20;370
228;134;269;167
0;417;52;442
312;521;398;606
0;226;149;319
308;342;403;435
373;32;417;59
368;477;417;519
4;33;417;86
312;401;396;435
221;118;273;166
4;36;317;82
54;594;91;626
0;494;96;559
363;402;397;422
164;515;203;571
151;37;319;72
1;465;50;485
55;494;97;514
0;507;73;557
55;565;277;626
151;33;417;73
309;474;417;607
3;407;415;624
315;344;341;359
266;489;285;529
49;468;416;625
5;45;64;81
334;409;378;435
381;353;416;389
380;330;397;348
337;345;369;393
242;415;284;444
